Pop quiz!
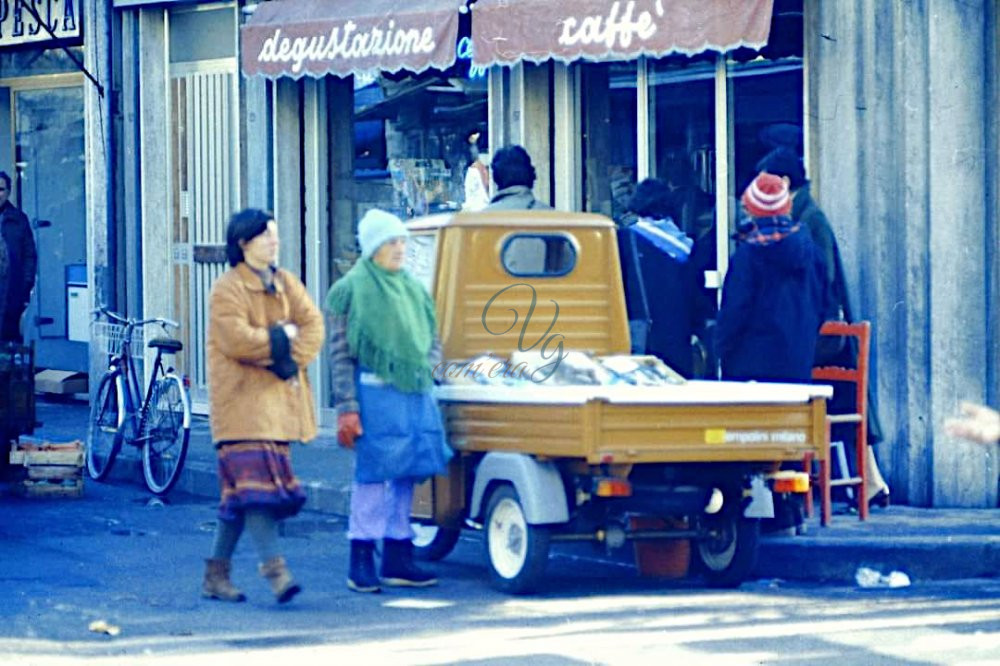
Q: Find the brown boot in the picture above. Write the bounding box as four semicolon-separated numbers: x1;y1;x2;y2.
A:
202;558;247;602
259;556;301;603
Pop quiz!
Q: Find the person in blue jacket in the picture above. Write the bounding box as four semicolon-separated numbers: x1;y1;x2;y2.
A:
716;172;827;383
618;178;696;377
325;209;452;594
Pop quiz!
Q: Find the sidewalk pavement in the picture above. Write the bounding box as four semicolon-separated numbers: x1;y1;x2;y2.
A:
21;397;1000;585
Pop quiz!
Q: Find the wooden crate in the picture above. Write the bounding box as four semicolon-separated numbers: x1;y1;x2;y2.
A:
8;441;85;498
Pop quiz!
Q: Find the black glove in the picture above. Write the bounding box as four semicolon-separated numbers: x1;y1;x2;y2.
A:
268;325;299;380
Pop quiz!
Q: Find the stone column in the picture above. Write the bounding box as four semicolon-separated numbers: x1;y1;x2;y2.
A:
809;0;996;506
138;8;171;386
272;79;302;275
84;0;114;389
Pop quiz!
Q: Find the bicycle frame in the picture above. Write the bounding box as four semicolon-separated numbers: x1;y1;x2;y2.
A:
101;313;179;447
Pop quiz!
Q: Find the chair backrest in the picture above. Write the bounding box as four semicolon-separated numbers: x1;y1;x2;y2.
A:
812;320;870;420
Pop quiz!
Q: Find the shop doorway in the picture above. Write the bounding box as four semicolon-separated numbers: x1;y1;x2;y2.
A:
5;79;87;372
168;60;239;412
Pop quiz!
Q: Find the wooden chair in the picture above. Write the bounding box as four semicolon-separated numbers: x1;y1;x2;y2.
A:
803;321;870;526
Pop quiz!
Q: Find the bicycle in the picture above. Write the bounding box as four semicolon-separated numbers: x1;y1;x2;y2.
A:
86;308;191;496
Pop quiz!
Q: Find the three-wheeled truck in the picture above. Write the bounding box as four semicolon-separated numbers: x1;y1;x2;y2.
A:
405;210;831;594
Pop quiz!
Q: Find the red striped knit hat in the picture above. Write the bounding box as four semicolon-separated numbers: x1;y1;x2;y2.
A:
742;172;791;218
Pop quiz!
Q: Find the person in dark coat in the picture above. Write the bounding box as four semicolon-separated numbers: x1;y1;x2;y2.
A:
484;145;552;211
0;171;37;342
618;178;696;377
0;234;8;332
757;148;890;506
716;173;827;384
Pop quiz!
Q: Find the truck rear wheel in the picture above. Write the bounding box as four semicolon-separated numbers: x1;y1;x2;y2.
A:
694;512;760;588
484;485;551;594
412;523;461;561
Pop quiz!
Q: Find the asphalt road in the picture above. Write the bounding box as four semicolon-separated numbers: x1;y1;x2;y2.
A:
2;482;999;665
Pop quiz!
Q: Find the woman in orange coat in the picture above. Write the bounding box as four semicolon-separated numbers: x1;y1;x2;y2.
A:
202;208;324;604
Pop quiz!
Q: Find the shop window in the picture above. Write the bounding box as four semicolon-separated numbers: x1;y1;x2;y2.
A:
647;53;717;240
646;53;719;375
501;234;577;277
580;62;637;222
354;82;388;176
728;63;803;194
348;72;488;220
728;0;804;196
168;7;236;63
0;47;83;77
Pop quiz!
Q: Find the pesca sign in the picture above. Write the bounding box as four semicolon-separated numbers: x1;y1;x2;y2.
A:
0;0;80;48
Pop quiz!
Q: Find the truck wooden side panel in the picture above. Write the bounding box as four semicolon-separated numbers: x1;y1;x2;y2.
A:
443;397;828;464
592;398;828;463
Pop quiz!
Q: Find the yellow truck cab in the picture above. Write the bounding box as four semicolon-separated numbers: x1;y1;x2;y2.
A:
405;210;831;594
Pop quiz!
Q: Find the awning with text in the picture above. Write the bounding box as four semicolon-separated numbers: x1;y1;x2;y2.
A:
241;0;463;79
471;0;774;67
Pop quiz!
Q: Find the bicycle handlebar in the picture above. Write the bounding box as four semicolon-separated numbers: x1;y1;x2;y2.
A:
92;307;180;330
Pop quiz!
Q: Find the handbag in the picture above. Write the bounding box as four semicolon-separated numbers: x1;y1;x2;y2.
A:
627;229;652;354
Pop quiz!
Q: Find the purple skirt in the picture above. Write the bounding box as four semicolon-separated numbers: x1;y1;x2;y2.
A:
216;440;306;522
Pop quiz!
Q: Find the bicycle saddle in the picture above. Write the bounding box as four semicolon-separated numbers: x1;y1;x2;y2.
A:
148;337;183;353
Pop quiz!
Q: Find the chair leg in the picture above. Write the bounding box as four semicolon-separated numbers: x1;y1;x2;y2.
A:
857;435;868;521
820;458;831;527
803;452;815;519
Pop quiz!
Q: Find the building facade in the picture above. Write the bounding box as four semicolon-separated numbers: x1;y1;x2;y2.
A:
79;0;998;506
0;0;91;377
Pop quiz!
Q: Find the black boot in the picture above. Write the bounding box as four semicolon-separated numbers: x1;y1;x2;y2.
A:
381;538;438;587
347;540;381;593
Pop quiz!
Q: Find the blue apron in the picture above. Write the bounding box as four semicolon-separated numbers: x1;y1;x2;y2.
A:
355;369;452;484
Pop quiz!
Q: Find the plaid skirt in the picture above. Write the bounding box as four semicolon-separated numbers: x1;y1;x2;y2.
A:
216;440;306;522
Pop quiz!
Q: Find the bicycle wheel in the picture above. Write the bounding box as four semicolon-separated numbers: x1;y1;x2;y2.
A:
86;371;125;481
141;373;191;496
142;374;191;495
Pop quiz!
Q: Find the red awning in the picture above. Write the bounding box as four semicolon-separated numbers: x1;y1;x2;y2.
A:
471;0;774;67
241;0;463;79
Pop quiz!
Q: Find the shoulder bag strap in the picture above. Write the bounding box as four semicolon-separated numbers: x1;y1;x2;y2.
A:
628;228;651;322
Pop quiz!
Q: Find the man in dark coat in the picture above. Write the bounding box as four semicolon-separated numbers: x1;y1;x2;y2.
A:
0;171;36;342
757;149;847;329
757;149;890;506
716;173;827;384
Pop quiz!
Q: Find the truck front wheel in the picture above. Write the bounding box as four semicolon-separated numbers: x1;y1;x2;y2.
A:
694;512;760;588
484;485;551;594
412;524;461;561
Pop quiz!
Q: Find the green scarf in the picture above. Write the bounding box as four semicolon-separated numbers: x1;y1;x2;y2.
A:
325;259;437;393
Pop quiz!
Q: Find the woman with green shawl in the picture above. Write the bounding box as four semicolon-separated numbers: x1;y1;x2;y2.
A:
326;209;452;594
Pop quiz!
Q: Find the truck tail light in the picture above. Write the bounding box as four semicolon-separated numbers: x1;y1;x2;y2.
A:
594;478;632;497
769;471;810;494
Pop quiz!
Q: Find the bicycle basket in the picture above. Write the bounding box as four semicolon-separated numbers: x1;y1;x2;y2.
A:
91;321;145;357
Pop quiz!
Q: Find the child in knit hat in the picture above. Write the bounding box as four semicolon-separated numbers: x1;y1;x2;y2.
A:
716;172;827;384
718;173;829;534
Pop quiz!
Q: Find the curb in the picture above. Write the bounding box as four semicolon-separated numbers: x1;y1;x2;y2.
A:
108;454;1000;586
755;537;1000;584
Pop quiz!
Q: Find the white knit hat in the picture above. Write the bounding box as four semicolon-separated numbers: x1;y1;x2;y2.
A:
357;209;409;259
